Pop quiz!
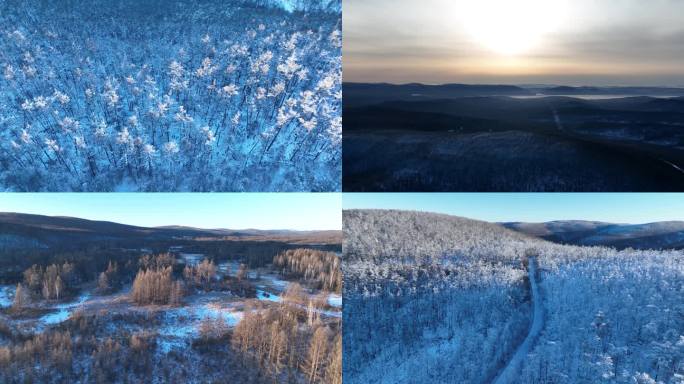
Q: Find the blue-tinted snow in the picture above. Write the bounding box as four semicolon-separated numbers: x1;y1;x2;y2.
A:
39;292;91;325
158;302;244;353
327;293;341;308
0;0;341;191
179;253;204;266
0;285;14;308
260;0;341;13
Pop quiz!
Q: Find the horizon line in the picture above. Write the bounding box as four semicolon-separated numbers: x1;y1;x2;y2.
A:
342;208;684;226
343;81;684;89
0;211;340;232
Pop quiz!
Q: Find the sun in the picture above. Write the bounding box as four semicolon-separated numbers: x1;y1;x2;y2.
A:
459;0;566;56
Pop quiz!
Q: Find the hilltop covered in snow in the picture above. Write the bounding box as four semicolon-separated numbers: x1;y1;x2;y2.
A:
344;209;684;384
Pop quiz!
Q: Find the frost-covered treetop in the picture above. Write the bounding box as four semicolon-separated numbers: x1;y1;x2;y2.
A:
0;0;341;191
344;209;539;264
343;209;684;296
249;0;341;13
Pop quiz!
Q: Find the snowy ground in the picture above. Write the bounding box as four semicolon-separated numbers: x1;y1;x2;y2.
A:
0;289;94;334
179;253;204;266
328;293;341;308
157;292;245;353
38;292;91;326
492;258;543;384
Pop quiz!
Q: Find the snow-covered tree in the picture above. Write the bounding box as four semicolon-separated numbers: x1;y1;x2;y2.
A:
0;0;341;192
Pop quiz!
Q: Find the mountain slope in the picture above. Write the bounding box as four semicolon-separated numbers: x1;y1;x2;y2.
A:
0;213;342;249
0;212;216;246
343;209;539;265
343;209;684;384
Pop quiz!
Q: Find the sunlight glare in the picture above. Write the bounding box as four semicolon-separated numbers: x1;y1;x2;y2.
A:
459;0;566;55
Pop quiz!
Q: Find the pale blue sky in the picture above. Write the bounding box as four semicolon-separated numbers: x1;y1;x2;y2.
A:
344;193;684;224
0;194;341;230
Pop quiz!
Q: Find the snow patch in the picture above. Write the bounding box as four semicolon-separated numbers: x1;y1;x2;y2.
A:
327;293;341;308
157;302;244;353
180;253;204;266
0;285;15;308
39;292;91;325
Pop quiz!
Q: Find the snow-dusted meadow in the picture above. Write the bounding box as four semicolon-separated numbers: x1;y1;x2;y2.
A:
343;210;684;384
0;0;341;191
0;243;342;383
1;247;340;348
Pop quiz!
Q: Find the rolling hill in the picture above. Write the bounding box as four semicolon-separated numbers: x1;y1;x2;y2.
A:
503;220;684;249
0;213;342;249
344;209;684;384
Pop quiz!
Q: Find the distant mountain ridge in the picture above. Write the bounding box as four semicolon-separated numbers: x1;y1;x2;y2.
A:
344;82;684;108
346;82;684;95
503;220;684;250
0;213;341;249
344;210;684;256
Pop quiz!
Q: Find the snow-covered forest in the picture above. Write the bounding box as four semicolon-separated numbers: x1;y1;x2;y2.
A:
343;209;684;384
0;0;341;191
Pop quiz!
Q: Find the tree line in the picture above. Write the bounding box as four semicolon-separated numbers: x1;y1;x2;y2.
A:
232;284;341;384
273;248;341;293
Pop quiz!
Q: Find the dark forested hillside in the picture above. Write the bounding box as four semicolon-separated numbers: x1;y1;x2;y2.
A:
343;83;684;192
0;213;341;283
0;213;342;247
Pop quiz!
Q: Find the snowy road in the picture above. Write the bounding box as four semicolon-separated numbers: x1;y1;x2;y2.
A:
661;159;684;176
492;257;544;384
550;105;684;179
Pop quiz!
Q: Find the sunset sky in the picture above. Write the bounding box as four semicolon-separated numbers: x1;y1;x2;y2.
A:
344;0;684;85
